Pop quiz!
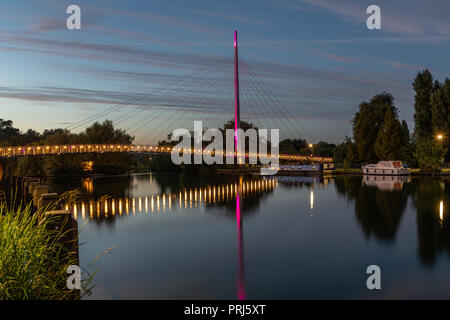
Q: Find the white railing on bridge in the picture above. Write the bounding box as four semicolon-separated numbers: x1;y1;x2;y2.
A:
0;144;333;163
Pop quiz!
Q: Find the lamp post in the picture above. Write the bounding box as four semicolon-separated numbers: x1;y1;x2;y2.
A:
308;143;314;160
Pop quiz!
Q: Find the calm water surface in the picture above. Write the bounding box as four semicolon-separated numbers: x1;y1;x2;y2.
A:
44;173;450;299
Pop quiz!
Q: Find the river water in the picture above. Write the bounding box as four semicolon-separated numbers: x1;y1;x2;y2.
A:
44;172;450;299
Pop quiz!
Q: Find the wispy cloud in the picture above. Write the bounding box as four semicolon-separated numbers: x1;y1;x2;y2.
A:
292;0;450;35
88;6;226;37
186;9;267;26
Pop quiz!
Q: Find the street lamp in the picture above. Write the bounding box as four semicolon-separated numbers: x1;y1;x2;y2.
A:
437;134;443;141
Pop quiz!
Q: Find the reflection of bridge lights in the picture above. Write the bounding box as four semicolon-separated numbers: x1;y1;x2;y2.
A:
81;202;85;219
145;197;148;213
67;179;277;219
440;201;444;222
310;189;314;210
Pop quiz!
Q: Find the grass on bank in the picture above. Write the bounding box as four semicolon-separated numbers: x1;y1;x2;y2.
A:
0;202;82;300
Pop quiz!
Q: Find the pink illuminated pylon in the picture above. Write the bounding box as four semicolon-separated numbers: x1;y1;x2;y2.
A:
234;30;241;153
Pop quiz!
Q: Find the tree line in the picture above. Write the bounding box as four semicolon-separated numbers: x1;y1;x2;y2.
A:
0;120;135;176
282;69;449;172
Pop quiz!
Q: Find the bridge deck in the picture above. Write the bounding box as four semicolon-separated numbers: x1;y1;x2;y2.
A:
0;144;333;163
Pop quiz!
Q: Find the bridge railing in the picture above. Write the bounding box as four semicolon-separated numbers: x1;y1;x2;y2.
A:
0;144;333;163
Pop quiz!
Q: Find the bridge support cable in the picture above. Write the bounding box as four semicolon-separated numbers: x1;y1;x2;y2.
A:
134;69;234;144
240;60;308;140
241;60;316;143
239;67;295;138
110;61;231;128
99;63;232;145
138;73;234;145
124;67;230;136
239;62;302;139
65;57;230;132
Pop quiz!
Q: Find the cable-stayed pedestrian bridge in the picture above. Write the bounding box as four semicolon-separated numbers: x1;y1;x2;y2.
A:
0;144;333;163
1;31;334;165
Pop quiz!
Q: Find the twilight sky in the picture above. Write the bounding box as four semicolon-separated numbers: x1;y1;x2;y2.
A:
1;0;450;144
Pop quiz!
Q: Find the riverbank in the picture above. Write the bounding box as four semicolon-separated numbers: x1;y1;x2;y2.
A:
334;168;450;176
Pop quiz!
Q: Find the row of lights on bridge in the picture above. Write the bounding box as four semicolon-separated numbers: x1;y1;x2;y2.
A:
0;144;333;162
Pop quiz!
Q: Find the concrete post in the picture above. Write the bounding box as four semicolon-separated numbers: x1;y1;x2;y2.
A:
29;181;41;195
33;185;49;207
38;193;60;218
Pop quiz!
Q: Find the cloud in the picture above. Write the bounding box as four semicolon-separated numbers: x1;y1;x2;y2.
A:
313;51;360;63
292;0;450;36
87;6;225;37
186;9;267;26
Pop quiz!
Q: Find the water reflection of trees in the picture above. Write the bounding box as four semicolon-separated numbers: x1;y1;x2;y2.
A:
335;176;409;242
335;176;450;266
411;177;450;266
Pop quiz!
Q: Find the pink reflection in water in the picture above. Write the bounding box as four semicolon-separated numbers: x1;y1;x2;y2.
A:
236;190;246;300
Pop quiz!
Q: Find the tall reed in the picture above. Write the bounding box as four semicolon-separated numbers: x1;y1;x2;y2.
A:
0;201;81;299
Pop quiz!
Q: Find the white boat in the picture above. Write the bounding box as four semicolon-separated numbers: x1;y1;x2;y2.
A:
362;161;409;176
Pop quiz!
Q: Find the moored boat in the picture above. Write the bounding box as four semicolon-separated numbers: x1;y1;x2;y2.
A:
362;161;409;176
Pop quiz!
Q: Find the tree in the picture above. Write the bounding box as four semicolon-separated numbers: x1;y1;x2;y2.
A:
314;141;336;157
374;107;404;160
82;120;134;144
413;138;447;173
430;78;450;161
0;119;20;145
413;70;435;140
344;137;358;168
400;120;414;164
279;138;308;154
332;141;347;166
279;139;298;154
352;92;396;162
